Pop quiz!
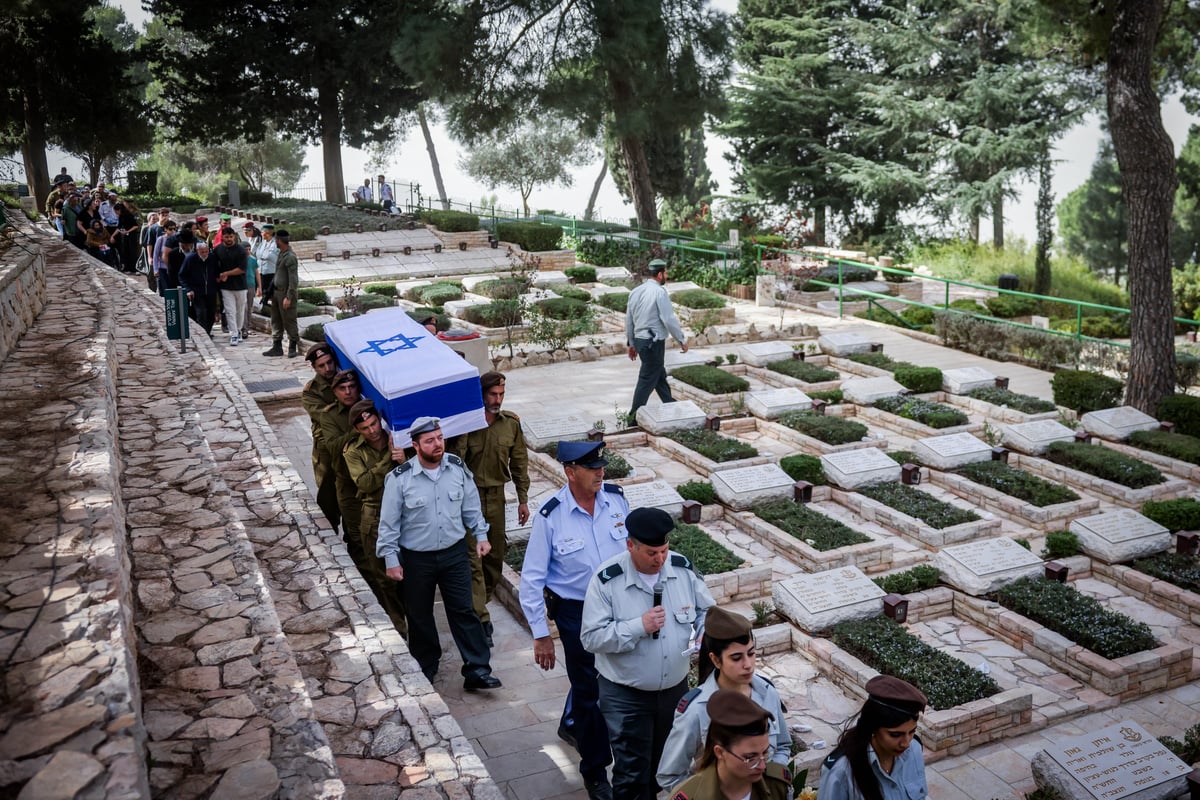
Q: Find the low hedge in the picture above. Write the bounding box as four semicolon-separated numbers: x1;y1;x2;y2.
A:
301;322;327;343
547;284;592;302
857;482;980;528
603;450;633;480
669;365;750;394
779;454;827;485
1044;441;1164;488
298;287;330;305
665;428;758;462
956;461;1080;507
355;293;394;312
677;480;716;505
498;221;562;252
1141;498;1200;532
295;300;321;317
1132;553;1200;594
777;411;868;445
670;523;744;576
419;208;480;232
874;395;969;429
948;298;987;312
964;386;1057;414
1050;370;1124;413
831;617;1000;710
537;296;591;320
412;281;463;305
886;450;917;465
809;389;844;404
122;192;206;213
994;577;1157;659
464;300;522;327
597;292;629;313
565;265;597;283
847;352;897;370
475;277;527;300
985;294;1039;318
752;499;871;551
766;359;840;383
1156;394;1200;438
364;283;397;297
1051;315;1130;339
901;306;936;326
505;541;526;572
893;366;943;394
873;564;940;595
801;264;877;290
1128;429;1200;465
1041;529;1081;559
671;288;727;309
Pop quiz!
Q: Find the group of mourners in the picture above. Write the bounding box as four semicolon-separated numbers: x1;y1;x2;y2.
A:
46;171;145;272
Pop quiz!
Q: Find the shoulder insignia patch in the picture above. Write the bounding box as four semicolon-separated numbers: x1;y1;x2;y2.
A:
391;461;413;477
539;496;561;517
445;453;463;466
675;687;701;714
598;563;624;584
670;553;693;570
501;409;520;420
670;793;689;800
602;483;624;496
823;752;841;770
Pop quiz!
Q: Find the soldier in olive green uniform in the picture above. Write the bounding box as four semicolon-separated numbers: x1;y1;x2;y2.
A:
450;371;531;642
316;369;366;570
301;344;341;533
343;399;408;635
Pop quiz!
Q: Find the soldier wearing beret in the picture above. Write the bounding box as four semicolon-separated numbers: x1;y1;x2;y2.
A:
301;344;342;533
316;369;368;571
658;607;791;791
668;690;791;800
519;440;630;800
581;507;715;800
377;417;501;691
818;675;928;800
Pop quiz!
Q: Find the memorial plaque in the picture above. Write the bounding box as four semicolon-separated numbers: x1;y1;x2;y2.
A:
622;480;685;517
531;270;569;287
1070;509;1171;564
504;488;557;543
818;332;876;356
588;284;630;300
773;567;886;632
595;266;632;282
637;400;707;434
821;448;901;489
737;340;795;367
711;463;794;510
1080;406;1160;442
1037;721;1191;800
746;388;812;420
520;413;593;450
912;432;992;470
841;377;907;406
934;537;1043;594
443;297;489;319
1002;419;1076;455
942;366;997;394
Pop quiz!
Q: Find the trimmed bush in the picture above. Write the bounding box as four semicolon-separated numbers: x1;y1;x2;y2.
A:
670;288;727;309
801;264;876;290
419;209;480;232
1051;315;1130;339
603;451;633;480
364;283;397;297
766;359;839;383
283;224;317;241
356;293;394;311
537;297;591;320
985;294;1039;318
295;300;320;317
874;395;969;429
752;499;872;550
1132;553;1200;594
808;389;844;404
847;352;896;370
565;265;597;283
948;298;987;312
857;482;980;528
670;523;744;575
901;306;936;326
669;365;750;394
995;577;1157;659
301;322;327;343
956;461;1080;506
893;366;943;394
464;300;522;327
1128;428;1200;465
777;411;868;445
1141;498;1200;532
407;308;449;331
298;287;330;305
1041;529;1081;559
547;284;592;302
413;281;463;306
475;277;527;299
597;292;629;313
1044;441;1164;488
498;221;563;252
965;386;1057;414
873;565;940;595
1050;369;1124;413
779;454;827;485
677;480;717;505
665;428;758;462
831;617;1000;710
1156;394;1200;438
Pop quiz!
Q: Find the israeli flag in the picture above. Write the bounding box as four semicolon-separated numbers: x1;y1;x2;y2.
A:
323;308;486;448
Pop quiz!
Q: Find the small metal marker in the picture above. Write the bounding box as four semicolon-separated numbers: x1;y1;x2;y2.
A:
1044;561;1069;583
681;500;702;524
883;594;908;623
793;481;813;503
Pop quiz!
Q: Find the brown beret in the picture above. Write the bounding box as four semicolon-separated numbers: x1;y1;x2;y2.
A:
305;343;334;364
480;370;505;391
331;369;358;388
704;606;752;642
626;507;673;546
349;399;378;427
865;675;927;714
707;689;773;732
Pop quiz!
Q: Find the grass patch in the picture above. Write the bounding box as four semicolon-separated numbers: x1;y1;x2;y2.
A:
752;499;871;551
874;395;969;429
665;428;758;462
856;482;980;529
777;411;868;445
596;292;629;313
1044;441;1164;489
1131;553;1200;595
964;386;1057;414
956;461;1080;507
669;365;750;394
670;523;744;575
766;359;839;383
1128;429;1200;465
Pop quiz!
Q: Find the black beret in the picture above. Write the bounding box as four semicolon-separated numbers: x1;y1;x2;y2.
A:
707;690;773;732
866;675;927;714
704;606;751;641
626;507;673;546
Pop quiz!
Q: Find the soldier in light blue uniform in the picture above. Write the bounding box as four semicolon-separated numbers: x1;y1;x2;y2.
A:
581;507;716;800
520;441;630;800
377;416;501;691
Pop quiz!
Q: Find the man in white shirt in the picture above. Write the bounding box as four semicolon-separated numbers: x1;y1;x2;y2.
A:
379;175;395;212
353;178;373;203
624;259;688;415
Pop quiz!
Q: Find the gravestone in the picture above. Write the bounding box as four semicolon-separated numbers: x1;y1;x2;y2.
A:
1031;720;1192;800
588;285;629;300
841;280;890;297
737;340;795;367
520;414;594;451
622;480;685;517
665;349;713;369
1069;509;1171;564
1002;419;1076;455
773;567;886;632
821;448;901;489
912;432;993;470
1031;315;1050;330
521;289;560;306
595;266;632;282
665;280;703;293
711;463;794;510
504;488;557;543
841;377;907;406
818;332;877;356
636;400;707;435
942;366;998;394
443;297;489;319
1079;406;1160;442
934;537;1043;595
755;274;777;307
746;388;812;420
459;275;493;292
531;270;569;288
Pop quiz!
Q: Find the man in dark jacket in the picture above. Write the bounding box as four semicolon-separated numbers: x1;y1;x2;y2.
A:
179;240;220;335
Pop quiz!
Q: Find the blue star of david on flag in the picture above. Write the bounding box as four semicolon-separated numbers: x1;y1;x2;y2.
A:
359;331;425;356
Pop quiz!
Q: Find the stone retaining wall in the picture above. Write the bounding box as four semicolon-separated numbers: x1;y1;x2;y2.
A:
928;469;1099;531
0;225;47;363
1015;453;1194;508
727;507;894;574
1092;561;1200;627
831;488;1002;549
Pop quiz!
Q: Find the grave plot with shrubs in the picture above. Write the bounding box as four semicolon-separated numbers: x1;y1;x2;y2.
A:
1011;440;1193;508
764;358;841;386
666;365;761;416
1043;441;1163;488
949;386;1059;424
928;458;1098;531
771;410;872;453
729;497;894;573
858;395;978;439
1110;428;1200;481
661;428;759;466
837;480;998;549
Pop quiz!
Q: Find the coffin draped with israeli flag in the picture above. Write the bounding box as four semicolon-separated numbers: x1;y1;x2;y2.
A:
323;308;485;448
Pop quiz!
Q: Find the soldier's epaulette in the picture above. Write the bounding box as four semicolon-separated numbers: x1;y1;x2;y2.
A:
670;792;689;800
675;687;701;714
445;453;464;466
670;553;693;571
501;409;520;420
822;750;843;770
539;496;561;517
602;483;624;496
391;461;413;477
598;562;624;584
764;761;791;784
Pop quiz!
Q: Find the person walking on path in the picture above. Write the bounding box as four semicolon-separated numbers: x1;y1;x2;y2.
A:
254;224;278;313
625;258;687;415
301;344;343;533
262;228;299;358
214;227;248;345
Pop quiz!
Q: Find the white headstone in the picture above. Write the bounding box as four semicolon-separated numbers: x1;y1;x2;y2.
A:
773;567;886;632
622;480;685;517
1031;315;1050;330
595;266;632;282
588;284;630;300
942;366;998;394
520;414;594;451
1031;720;1192;800
505;488;558;543
745;388;813;420
821;448;902;489
531;270;569;288
443;297;489;319
459;275;493;292
1002;419;1076;455
665;349;713;369
711;463;795;510
934;537;1043;595
522;289;561;305
841;377;907;406
818;332;877;356
841;280;890;297
1069;509;1171;564
755;274;777;308
636;400;707;434
1079;407;1160;442
665;280;703;293
912;433;993;470
737;340;795;367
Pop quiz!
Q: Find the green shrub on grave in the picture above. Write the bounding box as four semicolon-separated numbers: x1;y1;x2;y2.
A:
677;480;717;505
808;389;844;404
547;284;592;302
301;322;327;343
498;221;562;252
295;300;320;317
1128;429;1200;465
751;499;871;551
464;300;522;328
597;292;630;313
670;523;744;576
964;386;1057;414
874;395;969;429
1132;553;1200;594
364;283;397;297
984;294;1039;318
1160;723;1200;767
1141;498;1200;532
1156;394;1200;438
873;564;941;595
893;366;943;394
831;616;1000;710
669;365;750;394
779;454;827;485
886;450;918;465
1044;441;1164;489
956;461;1080;507
901;306;937;326
473;277;527;300
995;577;1157;659
352;293;393;312
419;208;480;232
505;541;527;572
847;351;896;370
766;359;839;383
602;450;633;480
412;281;464;306
665;428;758;462
670;288;727;309
856;482;980;529
800;264;877;290
1041;529;1081;559
298;287;330;305
537;296;591;320
777;411;868;445
565;265;597;283
1050;369;1123;413
948;297;987;313
407;308;450;331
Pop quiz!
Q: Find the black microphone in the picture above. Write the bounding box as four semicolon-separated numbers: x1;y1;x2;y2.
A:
652;581;663;639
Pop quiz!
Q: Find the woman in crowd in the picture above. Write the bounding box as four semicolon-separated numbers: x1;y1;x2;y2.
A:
85;217;119;268
114;201;141;273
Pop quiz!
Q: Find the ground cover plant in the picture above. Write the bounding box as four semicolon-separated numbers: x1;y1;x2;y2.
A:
873;564;940;595
1131;553;1200;594
766;359;839;383
665;428;758;462
801;264;877;290
541;441;632;480
856;482;980;528
474;277;527;299
463;300;522;328
670;288;727;309
751;499;871;550
1050;370;1124;413
505;542;526;572
295;301;321;317
536;296;591;320
1040;530;1081;559
1127;429;1200;465
808;389;844;404
364;283;397;297
410;282;464;306
1141;498;1200;531
955;461;1080;506
1044;441;1165;489
777;410;868;445
847;352;903;370
1156;395;1200;437
779;454;827;485
886;450;917;465
874;395;969;429
677;480;716;504
670;523;745;575
564;265;596;283
419;209;480;232
596;292;629;313
242;198;373;234
299;287;330;305
964;386;1057;414
831;617;1000;710
669;365;750;394
994;577;1157;659
547;284;593;302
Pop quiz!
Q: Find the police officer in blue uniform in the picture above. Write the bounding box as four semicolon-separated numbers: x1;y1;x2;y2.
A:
582;507;716;800
520;440;630;800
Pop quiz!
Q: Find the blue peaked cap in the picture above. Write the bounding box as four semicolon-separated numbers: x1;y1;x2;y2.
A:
557;441;608;468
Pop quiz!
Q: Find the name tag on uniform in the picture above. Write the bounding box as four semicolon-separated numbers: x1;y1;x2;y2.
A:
555;537;585;556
